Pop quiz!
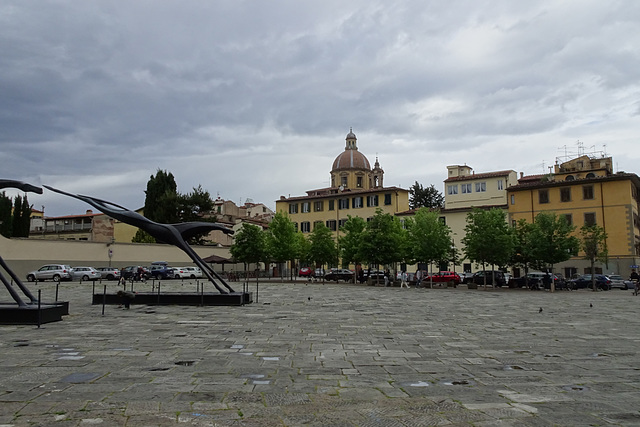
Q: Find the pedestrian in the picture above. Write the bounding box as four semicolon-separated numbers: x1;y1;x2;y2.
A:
400;271;409;288
630;269;639;282
415;269;422;288
384;269;390;287
117;290;136;309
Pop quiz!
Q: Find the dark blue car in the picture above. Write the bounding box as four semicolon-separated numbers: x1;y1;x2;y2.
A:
569;274;611;290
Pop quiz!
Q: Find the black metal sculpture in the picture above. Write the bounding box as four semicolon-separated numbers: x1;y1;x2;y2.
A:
0;180;43;307
44;186;236;294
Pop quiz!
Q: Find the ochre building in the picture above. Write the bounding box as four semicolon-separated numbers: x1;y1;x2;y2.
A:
275;129;409;240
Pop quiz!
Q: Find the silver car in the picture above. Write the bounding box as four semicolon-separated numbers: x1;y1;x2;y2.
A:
26;264;73;282
70;266;101;281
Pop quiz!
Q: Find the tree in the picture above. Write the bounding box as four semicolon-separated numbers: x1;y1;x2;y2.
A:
462;208;514;287
266;212;298;279
407;208;452;288
11;194;31;237
178;185;215;244
339;216;367;282
0;192;12;238
580;224;608;291
308;223;337;281
529;212;579;291
409;182;444;210
510;219;537;286
230;223;267;286
133;169;179;242
360;209;404;281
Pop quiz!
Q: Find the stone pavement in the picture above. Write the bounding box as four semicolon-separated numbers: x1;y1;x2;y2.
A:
1;279;639;426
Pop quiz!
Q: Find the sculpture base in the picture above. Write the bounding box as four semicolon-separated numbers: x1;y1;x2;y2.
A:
93;291;252;306
0;301;70;325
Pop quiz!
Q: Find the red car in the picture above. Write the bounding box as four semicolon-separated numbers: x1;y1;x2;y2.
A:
425;271;461;285
299;267;314;277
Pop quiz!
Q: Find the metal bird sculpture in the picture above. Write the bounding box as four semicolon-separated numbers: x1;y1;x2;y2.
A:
44;185;235;294
0;180;43;306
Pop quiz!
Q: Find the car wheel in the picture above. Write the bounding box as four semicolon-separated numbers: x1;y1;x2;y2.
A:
175;274;181;279
190;274;196;279
81;275;89;281
106;274;114;280
27;274;35;282
52;274;61;282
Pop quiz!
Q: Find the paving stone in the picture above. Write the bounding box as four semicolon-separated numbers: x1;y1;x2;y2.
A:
1;281;639;425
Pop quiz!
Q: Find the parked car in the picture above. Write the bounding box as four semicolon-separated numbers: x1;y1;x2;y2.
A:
70;266;101;281
363;269;386;282
315;268;325;277
460;272;475;284
174;266;203;279
149;262;175;280
324;268;354;282
425;271;461;285
605;274;634;290
26;264;73;282
299;267;314;277
471;270;506;287
569;274;611;290
121;266;150;281
95;267;121;281
514;272;565;289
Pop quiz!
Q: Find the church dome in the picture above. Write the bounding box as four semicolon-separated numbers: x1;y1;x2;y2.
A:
331;129;371;171
332;149;371;171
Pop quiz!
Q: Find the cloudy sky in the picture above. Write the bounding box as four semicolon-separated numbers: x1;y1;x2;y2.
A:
2;1;639;217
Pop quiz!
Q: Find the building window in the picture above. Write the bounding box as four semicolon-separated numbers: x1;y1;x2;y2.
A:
326;220;337;231
356;176;363;188
328;200;335;211
352;197;363;208
510;194;515;205
289;203;298;214
384;194;392;205
475;182;486;192
301;222;311;233
341;176;348;187
314;220;323;230
539;189;549;204
447;185;458;195
584;212;596;226
586;172;595;178
497;180;504;190
563;214;573;226
583;185;594;200
461;183;472;194
293;222;298;232
302;202;310;213
560;188;571;202
339;198;349;209
439;217;446;225
339;219;348;228
566;175;575;181
367;195;379;207
314;201;323;212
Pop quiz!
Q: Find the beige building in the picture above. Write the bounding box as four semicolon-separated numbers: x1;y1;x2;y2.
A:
442;166;517;273
275;129;409;241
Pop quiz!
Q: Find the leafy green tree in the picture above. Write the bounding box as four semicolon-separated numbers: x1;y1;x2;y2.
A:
510;219;537;286
580;224;608;291
409;182;444;209
178;185;215;244
530;212;579;291
408;208;452;288
230;223;268;285
360;209;404;281
266;212;298;279
339;215;367;283
0;192;12;238
462;208;514;287
308;223;337;281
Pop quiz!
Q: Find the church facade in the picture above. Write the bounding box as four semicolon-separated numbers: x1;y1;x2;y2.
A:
275;129;409;240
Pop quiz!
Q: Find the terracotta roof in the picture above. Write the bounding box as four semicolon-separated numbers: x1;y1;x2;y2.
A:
444;170;514;182
332;149;371;171
507;172;640;191
278;186;408;202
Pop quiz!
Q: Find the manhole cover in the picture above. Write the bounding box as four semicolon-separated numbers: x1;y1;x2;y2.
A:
175;360;196;366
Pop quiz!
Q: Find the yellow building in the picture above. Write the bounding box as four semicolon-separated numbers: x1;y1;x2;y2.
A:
507;155;640;278
275;129;409;243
